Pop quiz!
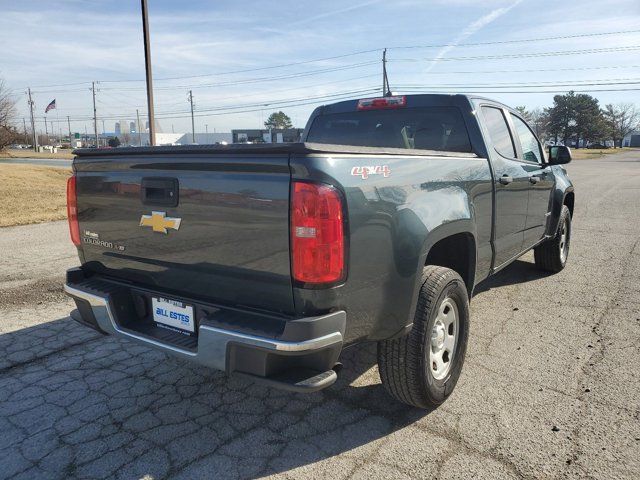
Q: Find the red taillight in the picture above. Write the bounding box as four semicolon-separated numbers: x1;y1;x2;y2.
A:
291;181;345;285
357;95;406;110
66;176;80;246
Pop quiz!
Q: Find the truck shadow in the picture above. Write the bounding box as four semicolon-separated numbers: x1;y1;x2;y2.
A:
473;258;551;295
0;316;430;479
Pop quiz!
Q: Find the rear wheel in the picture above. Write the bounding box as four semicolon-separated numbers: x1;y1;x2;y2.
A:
377;266;470;409
534;205;571;273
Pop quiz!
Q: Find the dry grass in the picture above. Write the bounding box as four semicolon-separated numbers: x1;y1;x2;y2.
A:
0;164;71;227
0;148;74;159
570;147;636;160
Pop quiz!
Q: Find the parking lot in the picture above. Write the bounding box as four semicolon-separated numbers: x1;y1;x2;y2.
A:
1;152;639;479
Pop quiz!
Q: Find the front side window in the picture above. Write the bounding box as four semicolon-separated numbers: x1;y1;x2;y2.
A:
481;106;515;158
510;114;543;163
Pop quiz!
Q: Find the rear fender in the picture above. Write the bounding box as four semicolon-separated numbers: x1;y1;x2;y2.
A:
398;187;477;335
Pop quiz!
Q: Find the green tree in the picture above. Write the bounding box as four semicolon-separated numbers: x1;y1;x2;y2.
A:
108;136;121;148
264;111;292;130
574;94;605;146
546;92;607;147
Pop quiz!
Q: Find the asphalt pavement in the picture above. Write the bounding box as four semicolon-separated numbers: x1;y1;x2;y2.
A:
0;158;72;168
0;151;638;479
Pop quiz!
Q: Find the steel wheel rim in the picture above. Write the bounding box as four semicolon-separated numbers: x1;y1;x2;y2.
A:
429;297;459;380
559;217;569;263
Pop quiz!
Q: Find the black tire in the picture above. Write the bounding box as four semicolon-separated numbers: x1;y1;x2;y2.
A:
377;266;470;409
534;205;571;273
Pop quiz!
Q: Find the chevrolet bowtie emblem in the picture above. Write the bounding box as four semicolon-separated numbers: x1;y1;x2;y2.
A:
139;211;182;234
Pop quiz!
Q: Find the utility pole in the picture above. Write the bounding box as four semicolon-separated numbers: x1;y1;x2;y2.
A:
67;116;72;147
136;109;142;146
188;90;195;143
141;0;156;146
92;81;98;147
27;88;37;151
205;124;208;135
382;48;391;97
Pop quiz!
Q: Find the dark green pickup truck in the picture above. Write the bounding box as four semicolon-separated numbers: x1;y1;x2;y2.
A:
64;94;574;408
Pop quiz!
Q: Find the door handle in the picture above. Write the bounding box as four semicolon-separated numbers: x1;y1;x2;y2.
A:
529;176;540;184
499;175;513;185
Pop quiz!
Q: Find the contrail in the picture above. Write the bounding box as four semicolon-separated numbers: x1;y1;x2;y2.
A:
291;0;384;26
425;0;524;73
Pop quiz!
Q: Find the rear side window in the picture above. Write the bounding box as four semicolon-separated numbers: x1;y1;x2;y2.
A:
481;106;515;158
510;114;543;163
306;106;472;153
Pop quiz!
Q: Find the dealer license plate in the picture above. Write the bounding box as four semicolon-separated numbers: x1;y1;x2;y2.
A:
152;297;195;334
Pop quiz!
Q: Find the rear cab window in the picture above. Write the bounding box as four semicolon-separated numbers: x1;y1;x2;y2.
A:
306;106;472;153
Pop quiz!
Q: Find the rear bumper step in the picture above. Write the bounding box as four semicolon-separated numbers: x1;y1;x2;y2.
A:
64;269;345;393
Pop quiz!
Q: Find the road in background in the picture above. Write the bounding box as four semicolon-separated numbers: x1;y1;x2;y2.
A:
0;152;638;479
0;158;72;168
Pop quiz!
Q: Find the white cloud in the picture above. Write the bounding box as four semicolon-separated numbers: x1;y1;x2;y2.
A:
424;0;524;72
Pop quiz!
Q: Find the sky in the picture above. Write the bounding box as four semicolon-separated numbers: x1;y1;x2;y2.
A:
1;0;640;136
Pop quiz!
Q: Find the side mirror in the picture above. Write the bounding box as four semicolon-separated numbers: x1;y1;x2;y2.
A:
548;145;572;165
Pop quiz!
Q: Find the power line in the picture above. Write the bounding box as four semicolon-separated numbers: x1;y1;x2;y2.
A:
13;85;640;124
100;49;381;83
391;45;640;63
389;28;640;50
102;62;380;92
396;79;640;88
27;61;379;94
400;87;640;94
16;28;640;90
36;87;381;122
410;64;640;76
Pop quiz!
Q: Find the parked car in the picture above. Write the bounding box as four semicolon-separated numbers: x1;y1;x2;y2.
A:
64;94;574;408
587;142;609;149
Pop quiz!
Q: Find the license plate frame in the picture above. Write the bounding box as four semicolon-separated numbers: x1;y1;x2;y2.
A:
151;296;195;335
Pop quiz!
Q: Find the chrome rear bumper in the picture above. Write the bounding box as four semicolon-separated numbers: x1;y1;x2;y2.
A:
64;277;345;392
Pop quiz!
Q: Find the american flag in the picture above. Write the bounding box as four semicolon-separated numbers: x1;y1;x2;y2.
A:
45;99;56;113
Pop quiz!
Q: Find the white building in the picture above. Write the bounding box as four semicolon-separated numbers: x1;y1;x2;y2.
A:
122;132;232;146
622;131;640;147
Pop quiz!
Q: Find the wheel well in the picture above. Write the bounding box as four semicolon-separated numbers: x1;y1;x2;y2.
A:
425;233;475;294
564;191;575;217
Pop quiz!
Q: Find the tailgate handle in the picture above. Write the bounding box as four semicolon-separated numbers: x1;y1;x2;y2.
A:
141;177;179;207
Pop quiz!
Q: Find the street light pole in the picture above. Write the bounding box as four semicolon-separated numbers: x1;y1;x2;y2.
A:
141;0;156;146
92;81;98;147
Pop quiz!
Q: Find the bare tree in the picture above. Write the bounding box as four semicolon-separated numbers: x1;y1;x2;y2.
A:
603;103;639;148
529;108;550;142
514;106;533;123
0;78;19;149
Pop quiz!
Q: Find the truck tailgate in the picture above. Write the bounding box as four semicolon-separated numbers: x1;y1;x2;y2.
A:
74;152;293;314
